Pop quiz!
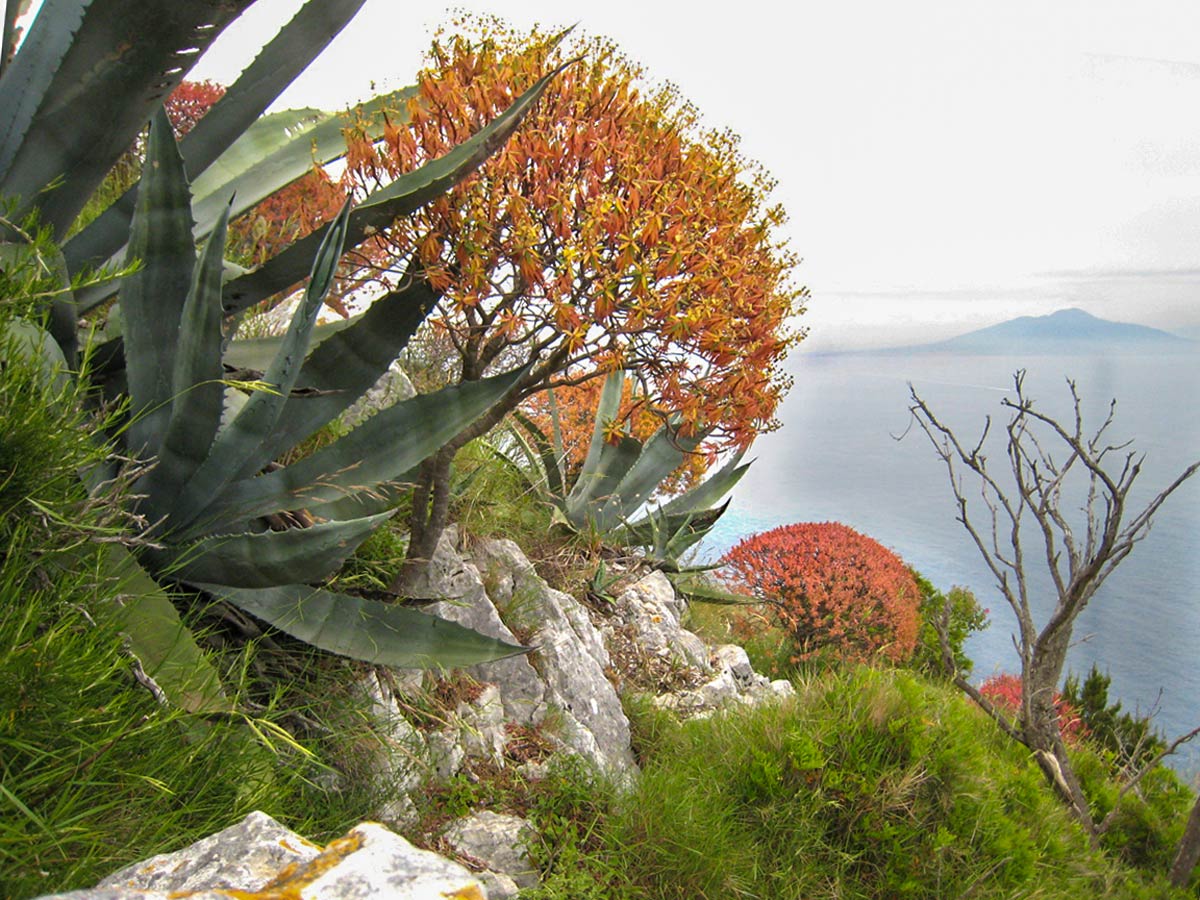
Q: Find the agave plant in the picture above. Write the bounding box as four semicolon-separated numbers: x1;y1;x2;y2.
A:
0;0;569;710
508;369;752;568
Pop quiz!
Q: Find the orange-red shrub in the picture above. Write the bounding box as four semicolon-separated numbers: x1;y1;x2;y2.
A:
721;522;920;664
979;673;1088;746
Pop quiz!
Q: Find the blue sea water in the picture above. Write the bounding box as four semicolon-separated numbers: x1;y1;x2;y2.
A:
701;350;1200;775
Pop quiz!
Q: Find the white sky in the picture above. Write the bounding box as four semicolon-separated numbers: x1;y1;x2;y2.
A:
178;1;1200;347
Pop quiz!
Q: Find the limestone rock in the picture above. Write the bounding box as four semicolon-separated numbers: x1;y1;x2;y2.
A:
426;727;466;781
423;528;547;727
711;644;757;689
97;810;319;893
474;539;636;773
443;810;539;890
47;814;486;900
359;670;428;795
478;869;522;899
612;570;711;671
458;682;508;765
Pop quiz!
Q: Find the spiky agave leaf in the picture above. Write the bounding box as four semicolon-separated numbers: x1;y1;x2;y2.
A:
182;364;529;537
0;0;256;237
120;108;196;459
193;582;527;668
62;0;371;279
165;199;352;533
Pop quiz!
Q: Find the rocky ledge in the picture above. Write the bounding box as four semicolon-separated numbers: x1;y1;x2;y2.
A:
40;530;792;899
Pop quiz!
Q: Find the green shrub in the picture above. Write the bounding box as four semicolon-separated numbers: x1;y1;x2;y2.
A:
908;570;989;678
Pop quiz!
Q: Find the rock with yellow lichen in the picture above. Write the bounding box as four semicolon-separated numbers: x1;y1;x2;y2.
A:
35;813;486;900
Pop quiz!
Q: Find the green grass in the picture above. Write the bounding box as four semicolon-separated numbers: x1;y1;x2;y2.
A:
511;668;1192;900
0;325;392;899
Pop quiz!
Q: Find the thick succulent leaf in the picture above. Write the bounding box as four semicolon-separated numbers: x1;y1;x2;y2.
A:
167;200;352;532
658;448;751;518
565;435;643;532
71;91;415;313
0;316;70;394
194;582;528;668
94;545;231;713
156;512;393;588
223;317;353;372
0;238;78;365
619;501;732;558
305;478;414;522
139;203;232;520
222;61;574;315
254;270;437;465
191;86;418;244
62;0;369;277
592;422;705;532
179;0;367;184
192;365;527;534
567;369;625;509
669;572;759;606
120;107;196;459
511;409;566;500
0;0;253;236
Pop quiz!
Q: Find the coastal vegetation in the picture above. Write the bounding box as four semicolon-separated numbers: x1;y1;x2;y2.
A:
1;2;1197;898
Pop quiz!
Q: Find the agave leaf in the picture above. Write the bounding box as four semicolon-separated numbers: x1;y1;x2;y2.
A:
62;0;369;277
657;448;751;518
222;60;575;315
565;435;642;532
305;478;414;522
669;572;759;606
510;408;566;500
591;422;704;533
156;512;393;588
568;369;624;509
190;85;417;244
95;545;231;713
121;107;196;459
178;0;368;184
253;270;437;465
191;365;528;534
0;0;254;236
0;316;69;393
139;202;232;520
194;582;528;668
167;199;352;532
620;501;732;556
223;317;354;372
71;88;416;314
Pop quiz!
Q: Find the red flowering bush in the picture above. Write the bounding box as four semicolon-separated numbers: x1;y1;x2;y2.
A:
721;522;921;664
979;673;1087;746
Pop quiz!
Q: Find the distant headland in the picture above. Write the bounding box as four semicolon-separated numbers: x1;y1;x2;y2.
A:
854;308;1197;356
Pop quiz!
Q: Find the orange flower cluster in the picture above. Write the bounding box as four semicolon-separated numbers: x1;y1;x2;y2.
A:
340;18;805;454
978;673;1088;746
721;522;921;664
164;80;226;137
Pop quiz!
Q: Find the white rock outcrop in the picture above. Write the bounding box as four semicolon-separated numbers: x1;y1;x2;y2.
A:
41;812;486;900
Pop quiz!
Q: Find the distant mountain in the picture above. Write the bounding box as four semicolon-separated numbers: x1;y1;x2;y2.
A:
879;308;1195;355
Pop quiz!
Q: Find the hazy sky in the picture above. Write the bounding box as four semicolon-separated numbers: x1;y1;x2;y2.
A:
179;1;1200;348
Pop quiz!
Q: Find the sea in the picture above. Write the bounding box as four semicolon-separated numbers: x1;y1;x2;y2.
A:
699;349;1200;776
